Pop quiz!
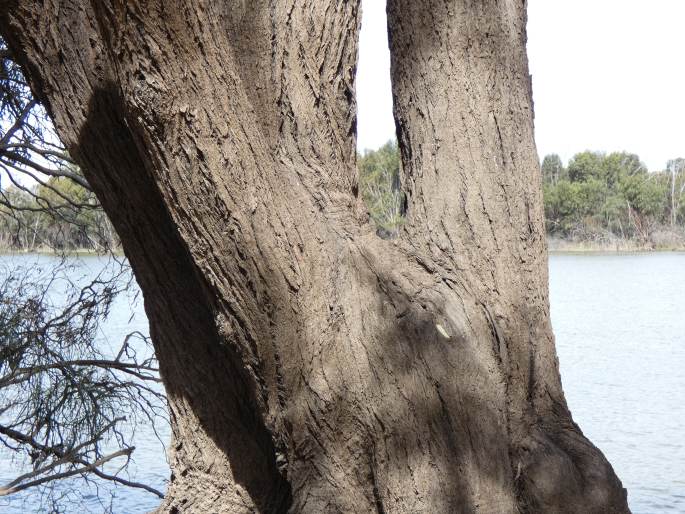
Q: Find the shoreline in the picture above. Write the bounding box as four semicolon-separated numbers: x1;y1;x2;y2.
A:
547;238;685;254
2;243;684;258
0;248;125;257
548;248;685;255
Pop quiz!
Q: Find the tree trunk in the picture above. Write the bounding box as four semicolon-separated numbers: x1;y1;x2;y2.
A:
1;1;629;512
672;165;677;227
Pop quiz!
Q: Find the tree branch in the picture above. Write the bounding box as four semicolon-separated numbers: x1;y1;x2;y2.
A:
0;419;165;498
0;151;91;190
0;448;133;497
0;99;36;147
0;142;75;164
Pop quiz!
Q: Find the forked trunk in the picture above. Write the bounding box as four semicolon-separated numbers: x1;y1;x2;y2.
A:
1;1;629;512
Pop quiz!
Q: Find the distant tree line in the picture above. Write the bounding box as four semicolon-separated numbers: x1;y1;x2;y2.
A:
358;140;405;238
0;177;118;252
358;141;685;247
5;139;682;250
542;152;685;244
0;35;117;253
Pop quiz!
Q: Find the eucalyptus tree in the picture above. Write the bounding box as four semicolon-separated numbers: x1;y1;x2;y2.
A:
541;154;565;186
667;158;685;227
1;1;629;513
358;140;404;238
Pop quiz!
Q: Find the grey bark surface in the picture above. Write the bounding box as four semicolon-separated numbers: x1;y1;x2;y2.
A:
0;1;629;513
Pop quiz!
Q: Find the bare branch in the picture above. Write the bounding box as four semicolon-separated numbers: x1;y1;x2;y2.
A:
0;99;37;147
0;448;134;497
0;151;91;190
0;360;161;388
0;143;74;164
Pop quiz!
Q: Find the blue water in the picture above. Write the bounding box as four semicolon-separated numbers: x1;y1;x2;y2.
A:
0;253;683;513
550;253;685;514
0;255;169;514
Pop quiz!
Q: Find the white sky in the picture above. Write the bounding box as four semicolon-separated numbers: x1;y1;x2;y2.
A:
356;0;685;171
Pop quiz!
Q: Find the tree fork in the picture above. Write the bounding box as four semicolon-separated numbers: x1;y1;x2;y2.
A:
1;0;629;512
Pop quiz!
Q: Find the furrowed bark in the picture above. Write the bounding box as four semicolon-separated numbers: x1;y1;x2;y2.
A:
1;0;629;513
387;1;629;512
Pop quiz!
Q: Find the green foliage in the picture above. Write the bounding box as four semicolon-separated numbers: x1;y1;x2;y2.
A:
620;174;665;218
358;143;682;243
567;151;605;183
543;151;679;240
544;178;607;234
358;140;405;238
541;154;566;185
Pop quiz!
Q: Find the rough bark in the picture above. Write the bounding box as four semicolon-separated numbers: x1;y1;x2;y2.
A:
0;1;629;513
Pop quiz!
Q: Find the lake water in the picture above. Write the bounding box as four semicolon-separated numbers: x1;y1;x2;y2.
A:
0;253;683;513
549;253;685;514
